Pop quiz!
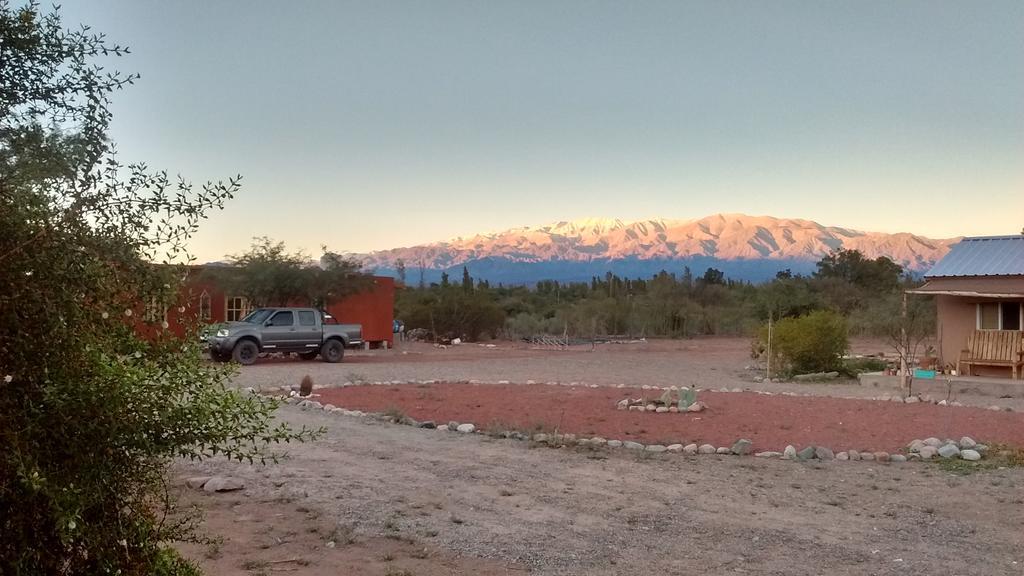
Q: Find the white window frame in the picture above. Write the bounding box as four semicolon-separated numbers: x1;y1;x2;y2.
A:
976;302;1024;331
143;296;166;324
226;296;251;322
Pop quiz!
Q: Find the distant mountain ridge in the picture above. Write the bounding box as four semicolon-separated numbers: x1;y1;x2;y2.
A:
357;214;958;284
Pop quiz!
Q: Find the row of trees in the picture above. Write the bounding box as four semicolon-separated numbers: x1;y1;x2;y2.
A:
394;249;935;342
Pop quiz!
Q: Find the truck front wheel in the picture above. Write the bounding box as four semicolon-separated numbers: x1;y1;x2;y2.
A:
321;339;344;363
232;340;259;366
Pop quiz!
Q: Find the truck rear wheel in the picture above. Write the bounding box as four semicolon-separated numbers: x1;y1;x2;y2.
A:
232;340;259;366
321;339;344;363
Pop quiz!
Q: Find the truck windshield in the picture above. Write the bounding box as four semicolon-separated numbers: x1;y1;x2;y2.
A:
240;308;274;324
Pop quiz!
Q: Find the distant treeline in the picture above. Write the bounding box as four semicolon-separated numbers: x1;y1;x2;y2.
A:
394;249;934;342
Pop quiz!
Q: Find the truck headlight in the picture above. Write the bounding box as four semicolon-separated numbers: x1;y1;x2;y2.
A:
216;328;230;338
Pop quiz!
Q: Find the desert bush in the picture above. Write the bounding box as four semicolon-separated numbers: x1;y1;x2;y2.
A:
762;310;849;376
842;357;888;376
300;374;315;396
0;4;318;573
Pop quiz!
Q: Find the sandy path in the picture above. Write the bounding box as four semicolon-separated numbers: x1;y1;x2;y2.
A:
178;405;1024;576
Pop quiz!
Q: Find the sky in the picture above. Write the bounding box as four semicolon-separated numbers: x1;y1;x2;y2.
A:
57;1;1024;263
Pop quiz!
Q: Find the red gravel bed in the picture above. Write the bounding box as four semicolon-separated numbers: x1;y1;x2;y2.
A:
316;383;1024;452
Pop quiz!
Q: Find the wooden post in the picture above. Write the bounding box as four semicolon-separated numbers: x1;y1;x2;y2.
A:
766;313;772;380
899;291;910;396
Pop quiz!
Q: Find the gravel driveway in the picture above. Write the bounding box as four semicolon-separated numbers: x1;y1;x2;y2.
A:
180;405;1024;575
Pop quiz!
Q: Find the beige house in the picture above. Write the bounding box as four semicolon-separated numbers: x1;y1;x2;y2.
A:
910;235;1024;378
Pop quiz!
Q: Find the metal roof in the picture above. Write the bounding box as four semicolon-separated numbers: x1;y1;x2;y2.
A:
925;235;1024;278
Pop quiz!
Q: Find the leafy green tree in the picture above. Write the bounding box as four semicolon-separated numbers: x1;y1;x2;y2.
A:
0;3;317;573
214;237;371;308
815;249;902;292
220;237;309;306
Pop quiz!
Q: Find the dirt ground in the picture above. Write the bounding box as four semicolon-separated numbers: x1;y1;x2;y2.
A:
175;338;1024;575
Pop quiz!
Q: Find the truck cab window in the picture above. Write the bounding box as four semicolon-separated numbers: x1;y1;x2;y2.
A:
298;310;316;326
270;311;293;327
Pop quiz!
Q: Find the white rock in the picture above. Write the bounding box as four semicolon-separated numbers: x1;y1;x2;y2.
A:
890;454;907;462
645;444;667;453
923;437;942;447
623;441;645;451
203;476;245;492
835;452;849;461
686;402;706;413
666;444;684;453
904;396;919;404
919;446;938;459
616;399;629;410
937;444;961;458
715;447;732;455
754;451;782;458
607;440;623;448
959;436;977;449
186;476;212;490
655;406;669;413
683;443;699;454
961;449;981;461
698;444;717;454
590;437;607;446
783;445;797;460
437;425;449;432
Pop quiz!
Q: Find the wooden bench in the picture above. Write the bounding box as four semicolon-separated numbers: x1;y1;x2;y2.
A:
958;330;1024;380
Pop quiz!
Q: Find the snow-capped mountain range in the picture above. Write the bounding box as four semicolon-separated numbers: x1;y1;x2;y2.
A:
358;214;957;284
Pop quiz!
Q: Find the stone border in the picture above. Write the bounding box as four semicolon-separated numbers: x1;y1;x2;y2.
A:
249;378;1015;413
242;380;1002;464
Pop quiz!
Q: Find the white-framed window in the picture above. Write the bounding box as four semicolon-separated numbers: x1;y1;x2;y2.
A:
977;302;1022;331
143;296;166;324
199;291;212;321
226;296;250;322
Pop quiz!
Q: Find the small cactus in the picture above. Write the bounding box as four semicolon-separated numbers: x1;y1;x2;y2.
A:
678;388;696;410
299;374;314;397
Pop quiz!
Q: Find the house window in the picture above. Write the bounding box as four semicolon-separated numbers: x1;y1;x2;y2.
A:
143;296;166;324
977;302;1023;331
1003;302;1021;331
226;296;250;322
199;291;212;321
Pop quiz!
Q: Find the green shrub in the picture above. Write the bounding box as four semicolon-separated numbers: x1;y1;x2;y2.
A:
842;357;888;376
0;4;318;573
761;310;849;376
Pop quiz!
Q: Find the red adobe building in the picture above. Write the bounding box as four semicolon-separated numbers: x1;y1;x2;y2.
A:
147;267;395;348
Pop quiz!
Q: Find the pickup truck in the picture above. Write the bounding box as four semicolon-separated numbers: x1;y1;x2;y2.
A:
206;307;362;365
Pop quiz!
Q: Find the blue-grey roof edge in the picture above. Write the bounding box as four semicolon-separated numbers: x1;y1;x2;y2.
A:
924;235;1024;278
